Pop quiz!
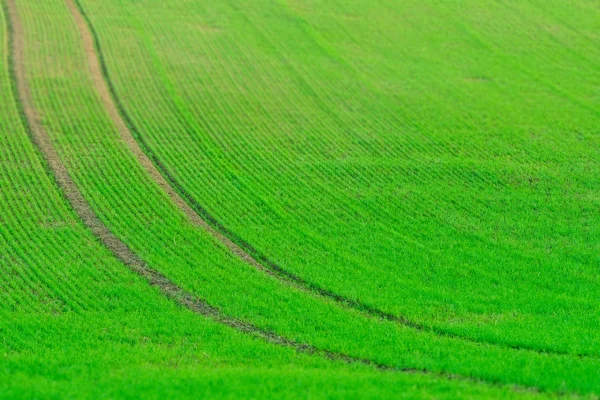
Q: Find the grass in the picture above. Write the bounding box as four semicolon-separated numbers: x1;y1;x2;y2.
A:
0;4;544;398
1;0;599;397
77;0;600;356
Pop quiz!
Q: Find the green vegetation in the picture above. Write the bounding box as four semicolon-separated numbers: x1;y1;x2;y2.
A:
78;0;600;356
1;2;543;399
1;0;598;397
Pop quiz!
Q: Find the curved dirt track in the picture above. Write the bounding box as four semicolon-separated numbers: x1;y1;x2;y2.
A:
3;0;405;375
67;0;595;359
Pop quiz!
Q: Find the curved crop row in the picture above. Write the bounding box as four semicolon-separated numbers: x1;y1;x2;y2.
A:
77;0;600;358
1;3;441;398
11;0;429;373
7;0;600;395
73;0;599;361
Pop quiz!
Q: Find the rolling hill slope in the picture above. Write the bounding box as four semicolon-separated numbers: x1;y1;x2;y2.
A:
1;0;599;397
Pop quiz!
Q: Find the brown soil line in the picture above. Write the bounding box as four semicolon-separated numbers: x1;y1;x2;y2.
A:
3;0;379;370
64;0;292;283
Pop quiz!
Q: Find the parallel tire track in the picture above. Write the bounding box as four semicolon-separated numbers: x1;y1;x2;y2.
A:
2;0;399;375
68;0;594;359
9;2;530;392
0;0;580;395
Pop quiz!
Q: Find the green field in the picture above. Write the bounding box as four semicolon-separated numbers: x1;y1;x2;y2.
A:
0;0;598;398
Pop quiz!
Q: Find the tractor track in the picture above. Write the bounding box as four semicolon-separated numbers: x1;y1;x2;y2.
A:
5;0;475;384
3;0;397;375
66;0;596;360
0;0;587;395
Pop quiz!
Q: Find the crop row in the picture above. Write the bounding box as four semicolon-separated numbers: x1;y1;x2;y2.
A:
79;0;600;358
0;5;485;398
5;0;600;395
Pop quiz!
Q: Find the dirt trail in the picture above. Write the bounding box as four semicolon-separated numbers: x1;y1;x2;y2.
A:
3;0;394;371
63;0;597;361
